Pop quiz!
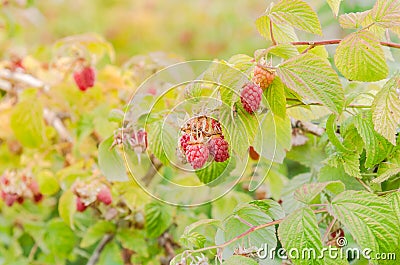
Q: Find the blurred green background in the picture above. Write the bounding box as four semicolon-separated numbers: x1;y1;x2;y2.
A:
1;0;376;63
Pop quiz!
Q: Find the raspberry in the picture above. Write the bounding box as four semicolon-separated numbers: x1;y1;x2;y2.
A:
211;119;222;134
208;136;229;162
252;65;275;90
240;82;262;114
249;146;260;160
76;197;87;212
185;143;209;169
4;193;18;206
73;66;95;91
97;187;112;205
179;134;191;153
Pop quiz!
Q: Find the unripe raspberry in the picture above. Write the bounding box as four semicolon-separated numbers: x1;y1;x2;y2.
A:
179;134;191;153
185;143;209;169
208;136;229;162
97;187;112;205
252;65;275;90
76;197;87;212
73;66;96;91
240;82;262;114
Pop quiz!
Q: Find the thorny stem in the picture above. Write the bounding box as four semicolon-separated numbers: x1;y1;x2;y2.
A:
287;102;371;109
269;19;277;45
287;39;400;50
322;217;337;244
182;208;328;259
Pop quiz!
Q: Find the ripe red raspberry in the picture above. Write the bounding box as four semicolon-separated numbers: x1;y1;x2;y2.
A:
73;66;96;91
97;187;112;205
208;136;229;162
240;82;262;114
211;119;222;134
179;134;191;153
185;143;209;169
76;197;87;212
252;65;275;90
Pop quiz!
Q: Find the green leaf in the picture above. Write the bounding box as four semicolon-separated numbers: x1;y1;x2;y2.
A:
281;173;311;213
327;0;343;17
325;115;361;178
195;157;235;184
10;93;45;148
254;112;291;163
98;241;123;265
58;189;76;229
353;111;393;168
371;0;400;28
255;14;298;43
277;53;344;114
265;77;287;118
220;103;259;156
222;256;258;265
328;191;399;264
80;221;115;248
180;219;220;250
147;121;175;166
326;151;361;179
334;31;388;82
374;150;400;183
249;199;285;220
44;219;76;260
318;165;365;190
116;229;148;257
269;0;322;35
211;191;253;220
222;205;277;251
265;44;299;59
339;11;369;29
144;202;172;238
98;136;128;182
294;181;345;204
372;73;400;145
286;134;327;169
37;170;59;196
278;207;323;265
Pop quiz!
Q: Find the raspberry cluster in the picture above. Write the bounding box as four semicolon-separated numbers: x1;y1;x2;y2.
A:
178;116;229;169
72;179;112;212
252;64;275;90
240;82;263;114
73;66;96;91
0;171;43;207
111;128;148;154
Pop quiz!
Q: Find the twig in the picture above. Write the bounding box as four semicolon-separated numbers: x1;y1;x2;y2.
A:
322;217;337;244
290;39;400;49
355;178;374;193
86;234;114;265
142;154;163;186
43;108;73;142
269;19;276;45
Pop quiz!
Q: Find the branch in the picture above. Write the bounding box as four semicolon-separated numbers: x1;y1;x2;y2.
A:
43;108;73;142
86;234;114;265
290;39;400;49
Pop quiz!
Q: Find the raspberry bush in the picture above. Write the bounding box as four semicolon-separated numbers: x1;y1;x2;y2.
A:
1;1;400;265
